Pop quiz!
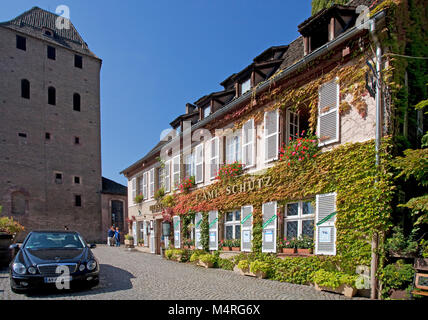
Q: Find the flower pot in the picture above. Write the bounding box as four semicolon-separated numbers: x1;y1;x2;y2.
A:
282;248;296;254
197;260;213;268
254;270;267;279
124;239;134;248
231;247;240;252
315;283;357;298
222;247;231;251
297;248;312;255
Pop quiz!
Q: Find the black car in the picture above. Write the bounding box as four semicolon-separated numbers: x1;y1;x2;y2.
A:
9;230;99;293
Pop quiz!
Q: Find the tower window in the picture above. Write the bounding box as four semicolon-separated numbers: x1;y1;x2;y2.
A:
55;172;63;184
48;87;56;105
21;79;30;99
47;46;56;60
74;176;80;184
74;55;83;68
18;133;27;138
73;93;81;111
74;136;80;145
45;132;51;140
75;195;82;207
16;35;26;51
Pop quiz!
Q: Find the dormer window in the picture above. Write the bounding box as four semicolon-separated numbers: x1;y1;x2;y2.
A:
241;78;251;95
43;28;54;37
204;106;211;118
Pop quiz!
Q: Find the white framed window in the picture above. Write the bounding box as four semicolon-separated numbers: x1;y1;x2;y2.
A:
226;135;241;164
224;210;241;240
172;155;181;190
131;178;136;204
158;166;165;190
286;109;300;143
284;201;315;240
164;160;171;193
184;152;196;179
264;110;279;163
142;172;147;200
241;78;251;95
149;168;154;199
318;78;340;146
204;106;211;118
242;119;255;168
210;137;220;180
195;143;204;183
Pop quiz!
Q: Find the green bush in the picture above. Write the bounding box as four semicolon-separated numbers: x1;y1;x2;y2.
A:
237;260;249;270
165;249;174;260
379;260;415;298
199;254;216;264
312;269;357;289
250;260;271;274
189;250;205;262
384;226;418;256
218;258;234;270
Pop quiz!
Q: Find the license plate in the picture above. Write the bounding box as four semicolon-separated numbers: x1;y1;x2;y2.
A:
44;276;72;283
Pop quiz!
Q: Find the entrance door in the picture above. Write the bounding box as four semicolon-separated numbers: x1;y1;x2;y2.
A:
111;200;124;231
150;220;156;253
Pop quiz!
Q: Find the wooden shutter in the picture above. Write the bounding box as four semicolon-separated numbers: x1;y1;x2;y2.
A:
173;216;181;249
164;160;170;193
195;143;204;183
210;137;219;180
195;212;203;249
242;119;255;168
315;193;337;255
172;155;181;190
208;210;218;250
142;172;147;200
262;201;277;253
241;205;253;252
131;178;136;203
264;110;279;162
318;79;339;146
149;168;154;199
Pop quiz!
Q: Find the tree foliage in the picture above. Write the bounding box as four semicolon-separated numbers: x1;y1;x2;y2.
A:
311;0;348;15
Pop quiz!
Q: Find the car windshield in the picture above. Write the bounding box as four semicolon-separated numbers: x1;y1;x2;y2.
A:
24;232;86;249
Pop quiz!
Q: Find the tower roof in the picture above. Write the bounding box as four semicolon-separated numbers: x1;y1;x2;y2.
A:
0;6;100;59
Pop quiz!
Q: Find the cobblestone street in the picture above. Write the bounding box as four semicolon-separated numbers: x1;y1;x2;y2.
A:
1;245;358;300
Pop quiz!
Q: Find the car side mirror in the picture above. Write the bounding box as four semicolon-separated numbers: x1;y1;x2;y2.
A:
9;243;20;250
89;244;96;249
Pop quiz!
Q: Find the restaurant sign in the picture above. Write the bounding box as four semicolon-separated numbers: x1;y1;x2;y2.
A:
149;203;165;213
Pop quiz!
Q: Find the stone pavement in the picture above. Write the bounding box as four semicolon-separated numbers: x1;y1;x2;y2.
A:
0;245;361;300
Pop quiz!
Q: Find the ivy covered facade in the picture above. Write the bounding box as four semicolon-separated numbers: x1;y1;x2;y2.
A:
121;0;426;298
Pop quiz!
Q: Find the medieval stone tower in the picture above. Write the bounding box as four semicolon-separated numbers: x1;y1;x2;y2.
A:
0;7;103;242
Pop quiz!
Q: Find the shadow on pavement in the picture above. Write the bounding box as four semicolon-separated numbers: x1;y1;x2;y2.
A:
23;264;135;298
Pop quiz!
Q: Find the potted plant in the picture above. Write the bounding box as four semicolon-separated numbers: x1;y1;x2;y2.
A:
236;259;250;276
220;239;230;251
215;161;244;182
279;237;296;254
312;269;358;298
198;254;215;268
177;176;195;193
154;187;165;201
296;235;313;254
249;260;270;279
124;234;134;248
183;238;195;249
134;193;144;204
0;212;25;266
138;239;144;247
231;239;240;251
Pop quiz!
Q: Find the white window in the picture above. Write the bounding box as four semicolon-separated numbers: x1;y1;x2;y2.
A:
131;178;136;203
210;137;220;180
318;78;339;146
164;160;171;193
142;172;147;200
172;155;181;190
286;109;300;142
138;175;144;197
226;135;241;164
195;143;204;183
315;193;337;255
284;201;315;240
224;210;241;240
242;119;255;168
184;152;196;178
241;78;251;95
204;106;211;118
264;110;279;163
149;168;154;199
158;167;165;190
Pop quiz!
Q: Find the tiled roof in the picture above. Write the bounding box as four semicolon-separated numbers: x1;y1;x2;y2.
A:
279;37;304;70
102;177;127;195
0;6;99;59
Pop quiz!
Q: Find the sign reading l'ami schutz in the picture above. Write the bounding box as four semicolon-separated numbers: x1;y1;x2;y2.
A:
149;203;165;213
196;176;273;201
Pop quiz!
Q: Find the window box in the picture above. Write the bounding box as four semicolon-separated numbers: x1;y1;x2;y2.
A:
297;248;313;255
222;246;231;251
231;247;240;252
282;248;296;254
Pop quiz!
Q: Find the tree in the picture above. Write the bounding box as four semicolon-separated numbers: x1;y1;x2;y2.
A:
311;0;348;15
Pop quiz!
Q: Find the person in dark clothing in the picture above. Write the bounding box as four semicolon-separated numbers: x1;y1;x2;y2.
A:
115;227;121;247
108;226;115;246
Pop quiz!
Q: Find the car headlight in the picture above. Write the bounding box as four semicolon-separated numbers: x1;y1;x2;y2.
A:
79;264;86;271
27;266;37;274
12;263;27;275
86;260;97;271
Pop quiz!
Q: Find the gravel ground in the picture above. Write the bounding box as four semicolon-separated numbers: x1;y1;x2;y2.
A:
0;245;361;300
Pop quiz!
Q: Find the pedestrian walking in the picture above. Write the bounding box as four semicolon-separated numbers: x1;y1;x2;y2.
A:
115;227;121;247
107;226;115;246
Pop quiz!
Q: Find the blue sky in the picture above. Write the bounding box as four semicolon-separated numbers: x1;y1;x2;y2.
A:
1;0;312;185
